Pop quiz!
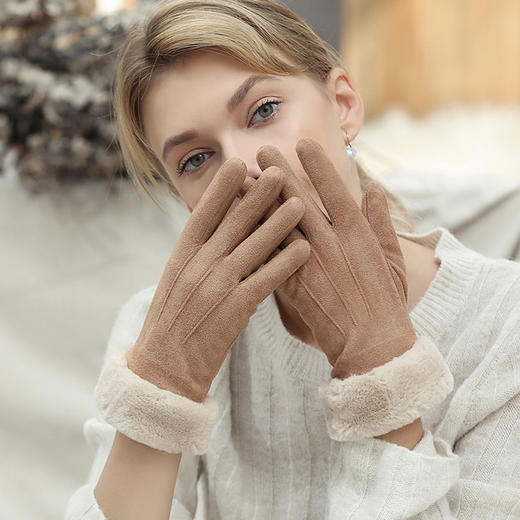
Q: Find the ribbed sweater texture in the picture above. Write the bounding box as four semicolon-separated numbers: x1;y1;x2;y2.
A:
66;226;520;519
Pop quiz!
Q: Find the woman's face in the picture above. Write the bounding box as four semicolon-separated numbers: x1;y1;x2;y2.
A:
142;49;365;214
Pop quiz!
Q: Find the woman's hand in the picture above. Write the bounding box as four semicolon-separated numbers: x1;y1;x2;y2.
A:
125;158;310;403
95;159;312;454
243;137;417;380
240;138;453;442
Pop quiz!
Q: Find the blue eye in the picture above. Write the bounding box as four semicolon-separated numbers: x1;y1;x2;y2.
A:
176;99;282;176
177;152;211;176
249;99;281;126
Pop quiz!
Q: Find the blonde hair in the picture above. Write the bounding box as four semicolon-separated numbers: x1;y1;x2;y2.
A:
112;0;415;232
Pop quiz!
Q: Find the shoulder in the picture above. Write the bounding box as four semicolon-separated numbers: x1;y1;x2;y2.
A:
102;284;158;364
473;255;520;320
453;250;520;363
448;255;520;435
414;226;520;323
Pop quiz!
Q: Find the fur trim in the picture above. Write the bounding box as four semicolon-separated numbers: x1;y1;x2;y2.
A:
318;336;454;442
94;342;219;454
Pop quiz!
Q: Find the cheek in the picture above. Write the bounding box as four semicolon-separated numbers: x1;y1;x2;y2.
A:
289;100;338;141
179;168;220;210
178;183;204;213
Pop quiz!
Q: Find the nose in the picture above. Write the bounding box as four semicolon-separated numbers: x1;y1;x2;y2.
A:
221;137;263;179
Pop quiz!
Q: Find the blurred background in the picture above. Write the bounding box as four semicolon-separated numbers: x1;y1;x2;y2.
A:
1;0;519;518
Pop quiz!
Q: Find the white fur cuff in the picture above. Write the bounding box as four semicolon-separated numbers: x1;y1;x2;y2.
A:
94;343;219;454
318;336;454;442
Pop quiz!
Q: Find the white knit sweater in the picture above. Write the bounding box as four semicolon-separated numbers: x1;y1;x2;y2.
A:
65;226;520;519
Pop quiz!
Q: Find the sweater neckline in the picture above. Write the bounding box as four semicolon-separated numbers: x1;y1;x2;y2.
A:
399;226;483;343
252;226;483;383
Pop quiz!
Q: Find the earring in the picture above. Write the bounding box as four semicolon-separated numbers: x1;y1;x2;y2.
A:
343;130;358;158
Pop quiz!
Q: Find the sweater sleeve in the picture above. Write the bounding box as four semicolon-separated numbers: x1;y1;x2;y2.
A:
64;286;202;520
326;425;459;519
327;392;520;519
326;306;520;519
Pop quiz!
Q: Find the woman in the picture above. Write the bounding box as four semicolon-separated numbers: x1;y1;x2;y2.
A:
66;1;520;519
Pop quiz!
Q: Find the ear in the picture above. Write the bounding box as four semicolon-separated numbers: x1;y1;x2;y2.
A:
324;67;365;140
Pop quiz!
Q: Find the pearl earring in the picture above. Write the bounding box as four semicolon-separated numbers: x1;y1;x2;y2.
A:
343;130;358;157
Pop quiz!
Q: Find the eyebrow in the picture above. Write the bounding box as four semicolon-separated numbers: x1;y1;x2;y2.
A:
161;74;282;163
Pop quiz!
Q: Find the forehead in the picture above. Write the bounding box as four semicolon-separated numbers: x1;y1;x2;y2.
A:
142;51;266;136
161;49;261;78
144;49;288;108
141;53;248;146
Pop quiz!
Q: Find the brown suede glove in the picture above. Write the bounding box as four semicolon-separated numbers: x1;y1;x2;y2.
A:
240;138;454;441
94;158;310;453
